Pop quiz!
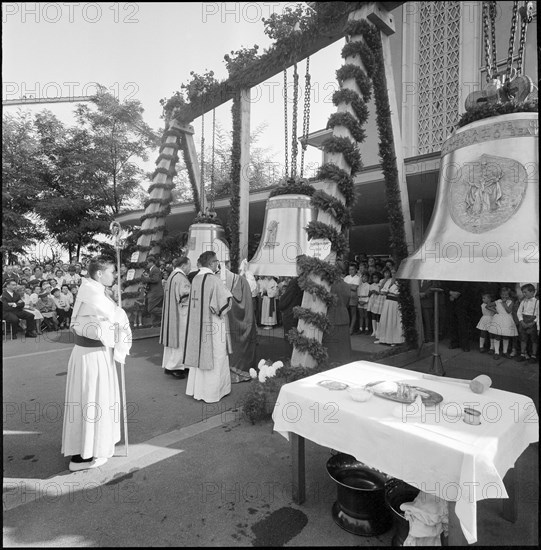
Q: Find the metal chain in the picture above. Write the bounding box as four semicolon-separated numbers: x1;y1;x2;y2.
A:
517;1;533;76
482;2;492;83
300;56;311;179
290;63;299;180
506;1;519;80
489;1;498;79
210;108;216;211
200;111;205;211
283;68;288;178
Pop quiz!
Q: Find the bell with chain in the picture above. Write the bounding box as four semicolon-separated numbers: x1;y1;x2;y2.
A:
396;111;538;283
184;108;230;272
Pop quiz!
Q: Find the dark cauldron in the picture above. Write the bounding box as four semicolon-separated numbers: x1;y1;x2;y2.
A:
326;453;392;536
384;478;421;546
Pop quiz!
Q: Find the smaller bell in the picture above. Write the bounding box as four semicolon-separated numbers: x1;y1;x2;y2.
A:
185;223;230;272
249;194;316;277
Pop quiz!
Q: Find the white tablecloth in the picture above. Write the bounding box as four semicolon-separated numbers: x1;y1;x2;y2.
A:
272;361;539;544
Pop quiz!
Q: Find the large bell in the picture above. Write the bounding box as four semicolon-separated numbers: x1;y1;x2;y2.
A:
185;223;230;272
249;194;317;277
397;112;539;282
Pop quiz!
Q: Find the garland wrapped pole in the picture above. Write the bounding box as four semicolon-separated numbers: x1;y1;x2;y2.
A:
238;89;251;271
121;119;198;310
290;5;376;369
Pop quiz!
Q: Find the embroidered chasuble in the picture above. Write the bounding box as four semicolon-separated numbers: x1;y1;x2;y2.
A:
224;268;257;382
182;268;232;370
160;269;191;349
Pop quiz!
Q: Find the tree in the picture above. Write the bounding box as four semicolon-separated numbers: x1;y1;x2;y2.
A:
73;89;161;215
172;120;281;206
30;91;160;260
1;110;46;263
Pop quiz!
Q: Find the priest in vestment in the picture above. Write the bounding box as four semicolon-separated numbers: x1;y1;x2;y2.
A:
220;262;257;383
62;257;132;472
183;251;233;403
159;256;191;379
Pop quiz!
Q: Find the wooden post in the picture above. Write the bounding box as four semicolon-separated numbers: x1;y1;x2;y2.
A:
239;88;251;263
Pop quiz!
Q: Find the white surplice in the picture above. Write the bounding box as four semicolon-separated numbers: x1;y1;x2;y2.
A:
61;277;131;459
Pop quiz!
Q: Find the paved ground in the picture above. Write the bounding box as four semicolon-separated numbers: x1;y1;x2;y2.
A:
2;326;538;547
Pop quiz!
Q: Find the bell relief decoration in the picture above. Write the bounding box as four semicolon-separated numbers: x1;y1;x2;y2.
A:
448;153;528;233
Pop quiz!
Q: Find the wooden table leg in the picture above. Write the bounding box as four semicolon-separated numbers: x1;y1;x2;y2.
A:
502;466;517;522
445;500;469;546
291;433;305;504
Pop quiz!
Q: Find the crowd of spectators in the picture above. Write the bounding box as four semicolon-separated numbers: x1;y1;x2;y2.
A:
3;254;538;366
2;259;88;337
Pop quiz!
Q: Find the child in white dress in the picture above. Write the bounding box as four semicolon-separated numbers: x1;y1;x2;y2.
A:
476;293;496;353
367;272;384;337
488;286;518;359
357;273;371;334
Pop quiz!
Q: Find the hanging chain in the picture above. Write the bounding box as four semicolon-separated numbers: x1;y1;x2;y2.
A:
290;62;299;180
505;1;519;80
300;56;311;179
517;1;533;76
283;68;288;179
489;1;498;79
482;2;492;83
200;111;205;212
210;108;216;211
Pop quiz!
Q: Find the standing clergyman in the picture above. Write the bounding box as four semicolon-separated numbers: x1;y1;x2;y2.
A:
62;256;132;471
159;256;191;379
182;251;232;403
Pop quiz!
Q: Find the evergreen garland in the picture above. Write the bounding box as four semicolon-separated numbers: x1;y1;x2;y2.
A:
335;64;372;103
293;306;331;333
310;190;353;228
296;254;343;285
229;93;241;272
288;328;329;365
341;40;376;77
332;89;369;124
306;221;348;256
297;277;337;307
456;98;538;128
314;163;355;206
147;181;175;194
269;179;315;198
322;136;362;174
360;20;417;347
327;112;366;143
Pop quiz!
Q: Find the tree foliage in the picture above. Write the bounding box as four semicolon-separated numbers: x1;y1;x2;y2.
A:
2;110;46;263
2;89;160;262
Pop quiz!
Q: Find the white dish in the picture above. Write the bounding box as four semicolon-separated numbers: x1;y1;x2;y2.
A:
348;388;373;402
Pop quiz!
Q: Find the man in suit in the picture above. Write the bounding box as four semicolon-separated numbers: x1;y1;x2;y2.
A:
141;256;164;326
443;280;472;352
279;256;305;355
2;279;38;338
323;266;352;365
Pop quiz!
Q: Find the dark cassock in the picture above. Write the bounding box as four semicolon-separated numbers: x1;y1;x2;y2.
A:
222;267;257;383
182;267;233;403
159;267;191;372
278;276;304;354
322;278;352;365
141;264;164;323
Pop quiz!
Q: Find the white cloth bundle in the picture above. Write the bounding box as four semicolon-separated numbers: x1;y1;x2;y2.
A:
401;491;448;546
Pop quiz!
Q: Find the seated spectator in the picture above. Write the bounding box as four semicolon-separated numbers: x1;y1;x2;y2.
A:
30;266;44;283
51;287;71;328
36;282;59;331
2;279;38;338
22;285;45;331
54;268;66;288
61;284;74;308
